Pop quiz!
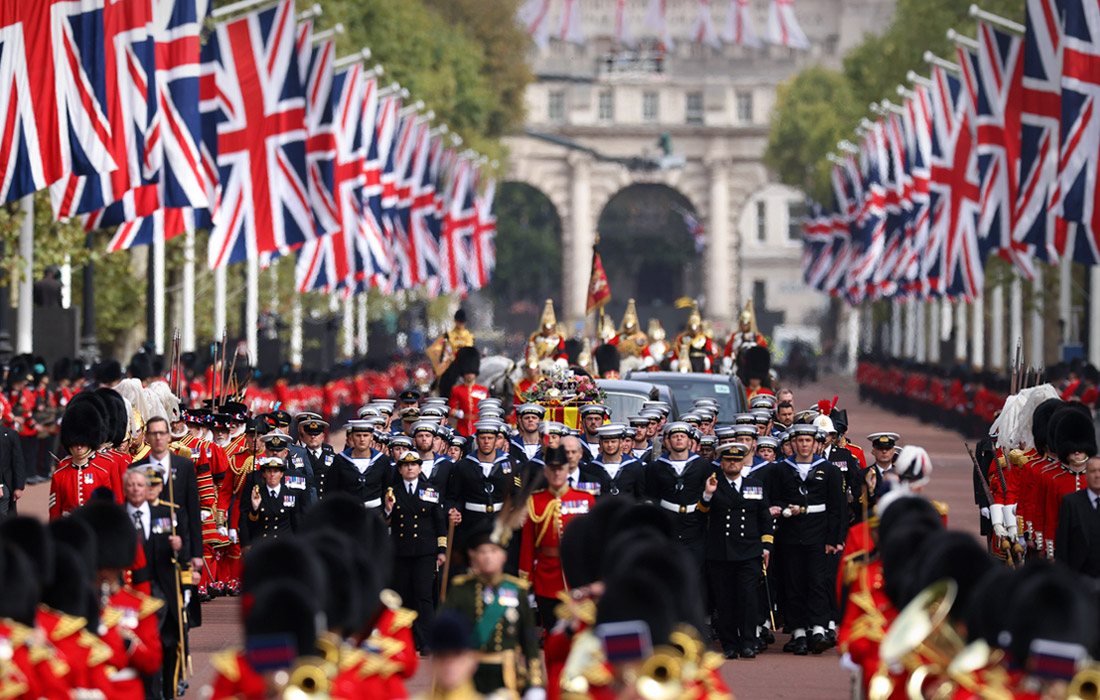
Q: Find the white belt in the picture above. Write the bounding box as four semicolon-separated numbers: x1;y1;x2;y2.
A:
466;501;504;513
363;498;382;509
110;669;139;681
659;499;697;514
804;504;826;514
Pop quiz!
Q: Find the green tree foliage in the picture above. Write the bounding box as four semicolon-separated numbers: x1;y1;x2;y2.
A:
489;183;562;306
765;0;1025;201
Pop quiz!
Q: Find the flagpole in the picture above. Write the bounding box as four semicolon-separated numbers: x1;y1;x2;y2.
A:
153;224;166;354
342;294;354;359
990;284;1005;370
954;300;968;363
1030;267;1044;366
971;291;984;369
182;229;196;353
1060;248;1073;348
356;292;368;357
1010;276;1023;360
928;300;940;363
246;256;259;363
290;296;303;368
214;265;227;351
1090;267;1100;367
16;195;33;355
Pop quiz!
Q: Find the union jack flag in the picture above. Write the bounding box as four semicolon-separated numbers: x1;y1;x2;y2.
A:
846;125;887;301
409;122;442;295
721;0;761;48
823;160;858;297
360;84;395;290
1054;0;1100;263
871;113;909;297
801;201;833;289
439;158;475;294
898;85;933;295
689;0;721;50
764;0;809;50
203;0;314;269
470;176;497;290
0;1;118;203
303;34;339;242
1018;0;1068;263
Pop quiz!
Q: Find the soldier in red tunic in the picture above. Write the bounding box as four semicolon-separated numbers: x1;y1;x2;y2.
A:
519;445;595;635
1038;406;1095;560
50;395;120;520
448;347;488;438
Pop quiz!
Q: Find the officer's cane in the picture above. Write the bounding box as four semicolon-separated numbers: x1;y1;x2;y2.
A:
439;517;456;603
762;559;776;631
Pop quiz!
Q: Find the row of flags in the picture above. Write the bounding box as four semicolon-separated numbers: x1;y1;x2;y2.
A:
518;0;809;52
0;0;498;299
800;0;1100;306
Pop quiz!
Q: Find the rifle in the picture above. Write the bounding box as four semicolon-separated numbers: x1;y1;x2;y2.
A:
965;442;1022;567
1010;339;1021;395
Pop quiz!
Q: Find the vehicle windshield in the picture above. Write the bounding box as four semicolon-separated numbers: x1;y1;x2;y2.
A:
657;378;743;421
602;391;651;423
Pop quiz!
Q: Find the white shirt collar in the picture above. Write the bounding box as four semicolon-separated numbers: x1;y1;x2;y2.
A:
268;484;281;496
126;501;150;537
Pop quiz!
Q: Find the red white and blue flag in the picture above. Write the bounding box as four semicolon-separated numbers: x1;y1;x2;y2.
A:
471;176;498;290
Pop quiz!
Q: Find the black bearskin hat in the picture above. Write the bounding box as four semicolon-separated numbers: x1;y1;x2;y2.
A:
241;538;325;600
61;392;107;450
300;493;393;597
72;502;136;570
0;517;54;588
1005;564;1099;671
740;345;771;382
593;343;620;377
42;543;97;620
94;388;128;447
1053;406;1098;463
1031;398;1064;454
301;530;364;635
454;346;480;376
94;360;123;386
0;542;39;626
563;339;583;366
244;581;320;664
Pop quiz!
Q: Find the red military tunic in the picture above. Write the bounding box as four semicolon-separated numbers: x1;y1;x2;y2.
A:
101;586;164;700
48;458;119;520
36;607;113;697
519;487;596;600
0;619;71;700
448;381;489;437
207;651;267;700
362;605;419;700
1039;463;1088;560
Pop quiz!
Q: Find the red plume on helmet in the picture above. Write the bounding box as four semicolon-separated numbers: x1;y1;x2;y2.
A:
817;397;838;415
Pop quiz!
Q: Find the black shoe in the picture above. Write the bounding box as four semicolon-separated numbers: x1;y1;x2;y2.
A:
810;632;829;654
723;649;738;659
826;629;838;647
739;646;756;659
782;637;797;653
761;628;775;645
755;639;768;654
791;636;809;656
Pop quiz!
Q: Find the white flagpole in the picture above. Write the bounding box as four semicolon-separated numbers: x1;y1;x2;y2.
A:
955;300;968;363
290;297;303;367
990;283;1005;370
16;195;33;354
214;265;227;350
1010;276;1023;359
153;224;166;354
356;293;367;356
929;300;941;363
1030;267;1044;366
341;295;354;359
246;257;259;362
1090;267;1100;367
182;229;196;352
971;292;984;369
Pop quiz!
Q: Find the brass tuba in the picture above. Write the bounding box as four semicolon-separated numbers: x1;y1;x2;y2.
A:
1069;662;1100;700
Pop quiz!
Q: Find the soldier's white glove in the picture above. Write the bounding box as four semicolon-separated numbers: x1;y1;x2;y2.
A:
524;689;546;700
721;356;733;373
1005;504;1018;539
528;593;537;609
979;507;990;520
670;360;680;371
454;409;465;419
228;529;238;544
989;504;1008;539
217;526;228;537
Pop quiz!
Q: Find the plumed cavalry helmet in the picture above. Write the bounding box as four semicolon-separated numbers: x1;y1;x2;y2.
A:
539;298;557;332
647;318;666;341
687;300;702;332
619;298;640;333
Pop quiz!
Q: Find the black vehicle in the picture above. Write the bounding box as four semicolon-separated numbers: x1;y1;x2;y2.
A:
595;378;678;420
622;371;748;424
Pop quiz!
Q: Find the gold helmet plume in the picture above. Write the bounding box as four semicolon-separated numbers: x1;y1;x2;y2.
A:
620;298;640;334
687;300;702;330
540;299;558;331
648;318;666;341
739;298;759;336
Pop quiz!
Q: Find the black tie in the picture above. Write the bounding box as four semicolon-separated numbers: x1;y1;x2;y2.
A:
133;511;143;538
270;489;277;498
408;483;414;495
568;476;574;487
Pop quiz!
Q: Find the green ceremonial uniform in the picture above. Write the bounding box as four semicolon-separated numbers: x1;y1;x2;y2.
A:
442;573;543;695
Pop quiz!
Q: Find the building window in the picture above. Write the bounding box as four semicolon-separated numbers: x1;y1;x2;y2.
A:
736;91;753;123
685;91;703;124
643;91;658;122
548;90;565;122
755;200;767;242
788;201;807;241
598;90;614;122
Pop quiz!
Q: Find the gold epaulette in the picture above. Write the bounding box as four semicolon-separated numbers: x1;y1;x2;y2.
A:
389;608;418;631
101;608;123;628
358;652;402;679
0;674;28;700
502;574;530;591
50;614;87;641
169;443;193;460
139;595;164;619
451;574;472;586
211;650;242;683
5;623;29;647
701;651;725;672
79;631;114;667
338;646;366;673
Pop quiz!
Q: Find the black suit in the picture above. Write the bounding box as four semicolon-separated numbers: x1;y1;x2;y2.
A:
142;501;187;699
301;443;336;500
242;481;302;543
329;450;393;513
0;426;25;516
386;478;446;649
132;454;203;562
581;457;646;500
1055;489;1100;577
699;475;773;652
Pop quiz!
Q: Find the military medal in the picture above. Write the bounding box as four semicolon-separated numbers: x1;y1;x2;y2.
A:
482;589;495;605
505;608;519;623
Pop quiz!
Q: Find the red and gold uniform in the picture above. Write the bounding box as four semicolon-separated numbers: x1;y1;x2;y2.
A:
449;381;489;437
48;457;119;520
519;487;595;602
220;447;257;592
208;651;267;700
1037;462;1088;560
100;586;164;700
36;607;114;697
178;434;231;593
366;604;419;700
0;619;71;700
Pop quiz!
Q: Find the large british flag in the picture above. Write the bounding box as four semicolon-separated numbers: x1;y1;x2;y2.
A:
359;82;394;290
896;86;933;295
470;176;497;290
439;158;475;294
0;1;119;203
203;0;314;268
846;125;886;302
1018;0;1068;263
409;124;442;296
1054;0;1100;263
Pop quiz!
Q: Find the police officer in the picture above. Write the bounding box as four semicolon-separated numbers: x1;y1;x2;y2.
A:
645;422;713;568
766;424;846;655
698;443;774;659
329;421;393;514
384;452;446;652
581;423;645;500
242;456;302;543
295;413;334;501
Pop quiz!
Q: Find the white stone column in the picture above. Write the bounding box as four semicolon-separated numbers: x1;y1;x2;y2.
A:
290;297;303;367
1010;276;1023;355
915;300;927;363
955;300;968;362
182;229;196;352
1091;267;1100;366
16;195;32;354
990;284;1004;370
971;292;984;369
61;255;71;309
929;300;941;363
246;256;259;362
846;304;859;374
707;160;732;323
152;225;166;354
889;299;902;357
342;294;354;359
564;154;593;328
1060;250;1073;346
1030;266;1044;366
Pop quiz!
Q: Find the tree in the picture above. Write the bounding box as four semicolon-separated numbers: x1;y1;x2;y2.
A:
764;67;863;204
489;183;562;306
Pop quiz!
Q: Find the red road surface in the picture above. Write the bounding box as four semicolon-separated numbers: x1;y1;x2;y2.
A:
14;375;982;699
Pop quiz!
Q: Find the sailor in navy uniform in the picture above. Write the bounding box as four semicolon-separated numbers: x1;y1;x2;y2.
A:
328;420;393;514
765;424;846;656
732;424;770;478
446;434;466;462
384;451;447;651
644;421;714;567
755;437;780;464
581;423;645;500
390;434;415;461
295;413;335;501
450;420;516;547
578;404;608;462
394;405;422;437
261;432;312;508
751;409;773;438
510;404;545;462
697;443;774;659
242;456;302;544
698;435;718;463
411;420;456;509
628;415;654;464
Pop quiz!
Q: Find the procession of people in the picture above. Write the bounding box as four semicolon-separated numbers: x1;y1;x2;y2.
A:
0;297;1098;700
